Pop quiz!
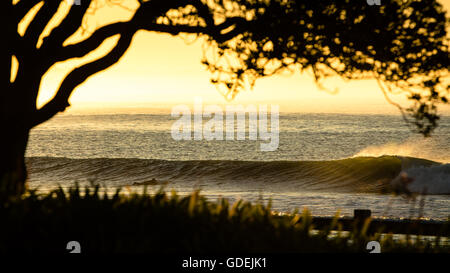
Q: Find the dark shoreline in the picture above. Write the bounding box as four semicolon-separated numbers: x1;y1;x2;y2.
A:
1;186;448;254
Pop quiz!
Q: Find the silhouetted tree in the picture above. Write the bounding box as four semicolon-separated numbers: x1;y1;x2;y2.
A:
1;0;449;195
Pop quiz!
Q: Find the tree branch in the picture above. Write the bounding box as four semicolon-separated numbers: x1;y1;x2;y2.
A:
13;0;42;24
23;0;60;48
31;1;249;127
52;22;130;62
140;18;248;43
50;10;247;63
1;0;14;102
41;0;93;49
31;22;137;128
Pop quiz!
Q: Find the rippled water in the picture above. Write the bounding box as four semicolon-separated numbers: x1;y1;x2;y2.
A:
26;112;450;219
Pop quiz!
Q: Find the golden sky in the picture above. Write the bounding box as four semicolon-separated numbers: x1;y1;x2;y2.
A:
27;0;450;114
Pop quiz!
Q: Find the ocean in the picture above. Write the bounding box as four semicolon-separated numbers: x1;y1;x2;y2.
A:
26;112;450;219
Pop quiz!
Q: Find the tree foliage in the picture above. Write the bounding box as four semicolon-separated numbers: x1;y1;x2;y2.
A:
5;0;449;136
200;0;450;136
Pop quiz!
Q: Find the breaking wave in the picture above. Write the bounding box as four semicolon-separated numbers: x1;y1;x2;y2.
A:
26;155;450;194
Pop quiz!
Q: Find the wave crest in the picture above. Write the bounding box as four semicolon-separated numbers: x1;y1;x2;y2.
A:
26;156;450;194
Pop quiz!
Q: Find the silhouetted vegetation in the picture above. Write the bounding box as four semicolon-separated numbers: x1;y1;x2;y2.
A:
0;186;448;253
202;0;450;135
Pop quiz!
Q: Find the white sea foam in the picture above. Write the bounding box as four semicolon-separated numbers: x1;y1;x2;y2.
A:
402;163;450;195
354;137;450;164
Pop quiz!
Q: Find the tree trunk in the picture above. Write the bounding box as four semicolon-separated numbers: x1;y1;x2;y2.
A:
0;120;30;197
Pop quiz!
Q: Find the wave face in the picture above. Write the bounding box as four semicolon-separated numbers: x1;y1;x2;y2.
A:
26;156;450;194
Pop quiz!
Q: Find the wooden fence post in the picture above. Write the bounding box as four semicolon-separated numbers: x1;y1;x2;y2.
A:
354;209;372;234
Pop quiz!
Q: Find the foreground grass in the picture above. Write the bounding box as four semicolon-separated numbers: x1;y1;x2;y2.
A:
0;186;448;253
